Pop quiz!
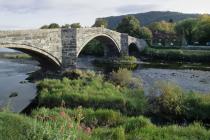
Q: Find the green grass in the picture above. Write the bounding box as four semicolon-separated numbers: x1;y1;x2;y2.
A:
0;53;31;59
37;75;147;115
32;107;210;140
141;47;210;62
0;111;90;140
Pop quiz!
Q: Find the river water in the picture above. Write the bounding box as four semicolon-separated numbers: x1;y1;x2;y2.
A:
1;56;210;112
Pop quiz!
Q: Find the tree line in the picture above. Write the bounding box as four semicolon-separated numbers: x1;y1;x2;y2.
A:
40;14;210;46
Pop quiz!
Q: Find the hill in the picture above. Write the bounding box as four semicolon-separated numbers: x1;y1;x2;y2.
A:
101;11;200;29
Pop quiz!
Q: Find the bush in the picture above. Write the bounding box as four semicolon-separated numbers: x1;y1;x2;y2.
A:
148;81;184;120
110;68;143;88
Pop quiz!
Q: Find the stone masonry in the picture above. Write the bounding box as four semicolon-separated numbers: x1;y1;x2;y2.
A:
0;27;147;69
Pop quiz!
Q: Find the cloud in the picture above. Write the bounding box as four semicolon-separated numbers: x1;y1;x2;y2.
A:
0;0;209;29
117;4;160;14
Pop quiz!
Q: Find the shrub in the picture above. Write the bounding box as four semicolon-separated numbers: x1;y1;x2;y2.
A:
148;81;185;120
110;68;132;87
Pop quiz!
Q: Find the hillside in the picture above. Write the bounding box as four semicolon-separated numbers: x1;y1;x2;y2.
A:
101;11;200;29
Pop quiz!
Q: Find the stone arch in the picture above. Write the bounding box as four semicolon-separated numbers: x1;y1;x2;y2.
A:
77;34;121;57
0;43;61;67
128;43;141;57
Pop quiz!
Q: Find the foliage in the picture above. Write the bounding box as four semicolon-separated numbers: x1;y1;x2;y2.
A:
142;47;210;62
40;23;60;29
175;18;197;45
148;81;184;120
48;23;60;29
116;16;141;37
148;81;210;122
193;15;210;45
61;24;71;29
110;68;132;87
104;11;199;29
137;27;153;40
70;23;82;28
93;18;108;28
148;20;175;33
80;39;104;56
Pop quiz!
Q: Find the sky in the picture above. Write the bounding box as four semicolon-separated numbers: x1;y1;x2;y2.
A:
0;0;210;29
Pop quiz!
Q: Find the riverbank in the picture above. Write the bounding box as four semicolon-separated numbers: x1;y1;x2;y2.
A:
0;52;31;59
1;69;210;139
141;47;210;63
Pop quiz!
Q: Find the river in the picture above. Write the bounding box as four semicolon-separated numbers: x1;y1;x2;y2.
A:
1;56;210;112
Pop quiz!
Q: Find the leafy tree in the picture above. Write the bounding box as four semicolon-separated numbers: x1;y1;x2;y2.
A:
40;25;49;29
48;23;60;29
70;23;81;28
193;15;210;45
137;27;153;40
61;24;71;29
116;16;141;37
148;21;175;33
175;18;197;45
93;18;108;28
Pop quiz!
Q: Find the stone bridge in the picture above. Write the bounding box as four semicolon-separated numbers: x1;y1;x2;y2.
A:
0;27;147;69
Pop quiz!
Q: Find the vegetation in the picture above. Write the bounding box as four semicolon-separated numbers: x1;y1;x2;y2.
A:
0;52;31;59
104;11;199;29
148;20;175;33
116;16;141;37
37;73;147;115
40;23;82;29
93;18;108;28
2;68;210;139
80;39;104;56
141;47;210;62
148;81;210;122
41;23;60;29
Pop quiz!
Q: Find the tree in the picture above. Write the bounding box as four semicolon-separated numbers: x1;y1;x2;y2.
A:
48;23;60;29
93;18;108;28
61;24;71;29
70;23;81;28
40;25;49;29
137;27;153;40
175;18;197;45
193;15;210;45
148;21;175;33
116;16;141;37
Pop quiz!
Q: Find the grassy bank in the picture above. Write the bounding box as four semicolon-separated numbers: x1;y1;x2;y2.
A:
141;47;210;63
0;52;31;59
1;69;210;139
